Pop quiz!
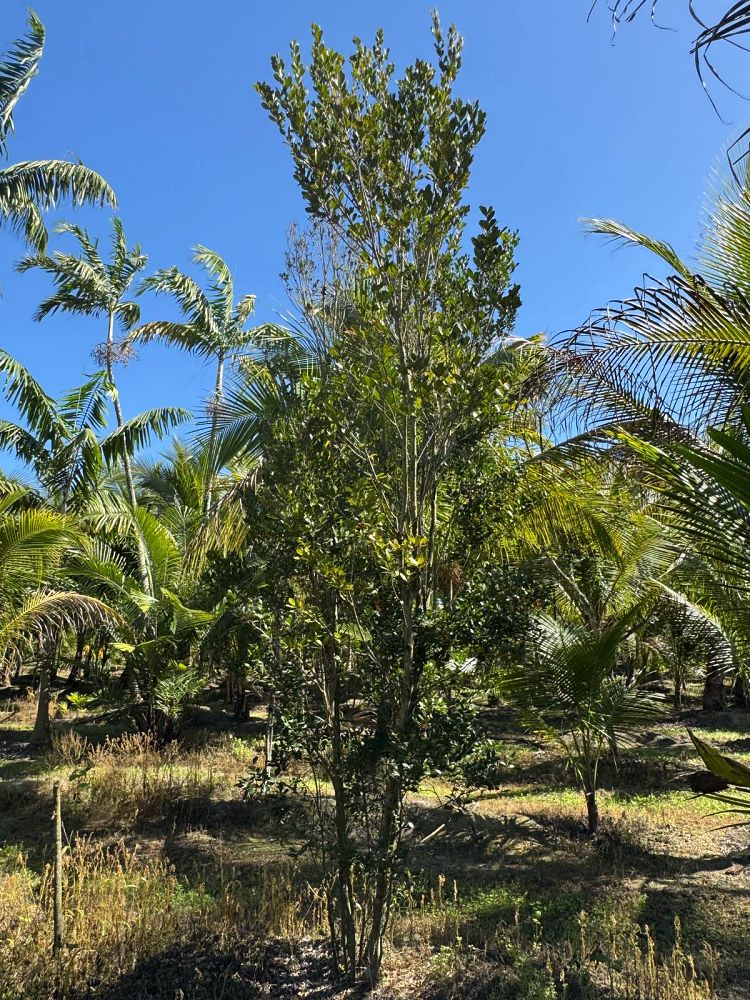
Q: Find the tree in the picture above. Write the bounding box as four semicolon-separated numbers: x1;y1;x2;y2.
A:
0;11;115;250
550;148;750;708
130;247;259;511
255;17;522;985
0;487;116;746
70;488;219;737
499;610;663;835
553;147;750;441
17;219;190;586
0;352;188;518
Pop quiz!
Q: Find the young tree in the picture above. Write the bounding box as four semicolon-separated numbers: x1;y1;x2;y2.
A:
499;611;663;835
255;17;522;985
0;12;115;250
0;489;116;746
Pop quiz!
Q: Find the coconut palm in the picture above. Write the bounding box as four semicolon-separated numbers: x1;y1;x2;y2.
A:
621;413;750;694
0;488;116;745
70;489;219;736
549;144;750;446
130;247;259;510
499;609;664;835
0;12;115;250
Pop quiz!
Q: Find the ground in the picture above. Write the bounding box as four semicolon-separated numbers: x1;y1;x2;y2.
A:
1;682;749;999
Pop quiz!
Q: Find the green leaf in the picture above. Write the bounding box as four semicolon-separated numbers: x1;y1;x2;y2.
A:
689;729;750;789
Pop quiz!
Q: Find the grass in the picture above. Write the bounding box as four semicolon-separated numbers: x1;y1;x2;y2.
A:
0;695;749;998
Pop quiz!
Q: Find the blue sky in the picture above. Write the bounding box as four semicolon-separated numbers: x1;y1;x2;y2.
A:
0;1;744;455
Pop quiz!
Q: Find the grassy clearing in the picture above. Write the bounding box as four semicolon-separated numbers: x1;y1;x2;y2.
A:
1;700;749;998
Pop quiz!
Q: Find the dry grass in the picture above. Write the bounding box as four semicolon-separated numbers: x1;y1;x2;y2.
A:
0;707;747;998
0;837;326;1000
52;731;257;826
0;840;239;999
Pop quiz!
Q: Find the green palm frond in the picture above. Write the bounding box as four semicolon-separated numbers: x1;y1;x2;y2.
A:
126;320;208;355
0;11;44;155
133;506;182;592
0;348;61;441
0;589;118;653
620;422;750;583
193;244;234;319
100;407;192;466
584;218;694;282
0;161;116;250
499;609;663;750
58;372;111;433
138;267;218;342
0;508;78;581
161;588;217;635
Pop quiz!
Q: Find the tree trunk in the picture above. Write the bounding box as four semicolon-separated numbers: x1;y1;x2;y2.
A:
67;631;86;686
732;670;748;709
107;310;150;594
702;668;726;711
585;787;599;837
120;660;140;702
205;352;225;515
1;648;11;689
261;694;275;790
30;658;52;748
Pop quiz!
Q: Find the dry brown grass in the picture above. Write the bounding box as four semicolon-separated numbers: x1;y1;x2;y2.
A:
0;841;239;999
52;731;258;826
0;836;327;1000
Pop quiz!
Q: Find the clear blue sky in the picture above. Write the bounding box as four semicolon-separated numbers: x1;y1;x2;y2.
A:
0;1;744;453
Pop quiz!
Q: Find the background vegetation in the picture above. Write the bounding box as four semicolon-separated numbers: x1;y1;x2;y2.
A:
2;6;750;998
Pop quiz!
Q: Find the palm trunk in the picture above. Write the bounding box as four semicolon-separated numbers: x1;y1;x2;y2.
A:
702;650;726;711
107;311;150;594
585;788;599;836
30;656;52;748
205;352;225;515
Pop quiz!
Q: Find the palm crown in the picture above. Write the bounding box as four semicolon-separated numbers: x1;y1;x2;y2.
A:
0;12;115;250
131;246;258;508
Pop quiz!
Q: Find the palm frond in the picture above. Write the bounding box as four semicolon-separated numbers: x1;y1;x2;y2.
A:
0;11;44;156
100;407;192;466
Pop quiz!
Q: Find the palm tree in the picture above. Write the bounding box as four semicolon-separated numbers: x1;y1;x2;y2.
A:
130;247;258;509
17;218;188;530
70;488;218;736
0;352;189;518
621;413;750;703
499;610;664;835
0;12;115;249
555;147;750;440
0;488;116;745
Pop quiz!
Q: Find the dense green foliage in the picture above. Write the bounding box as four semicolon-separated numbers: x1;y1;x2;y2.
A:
2;7;750;997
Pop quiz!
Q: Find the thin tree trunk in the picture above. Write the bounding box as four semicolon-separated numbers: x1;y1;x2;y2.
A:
703;654;726;711
31;656;52;748
107;310;150;593
261;694;275;790
1;647;11;688
52;781;64;955
67;631;85;686
585;787;599;837
205;352;225;515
